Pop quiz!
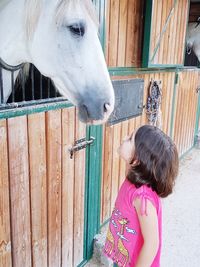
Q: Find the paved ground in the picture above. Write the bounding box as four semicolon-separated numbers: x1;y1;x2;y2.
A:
161;148;200;267
86;148;200;267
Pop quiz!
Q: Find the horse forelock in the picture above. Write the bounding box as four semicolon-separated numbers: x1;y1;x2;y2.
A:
55;0;99;27
24;0;98;40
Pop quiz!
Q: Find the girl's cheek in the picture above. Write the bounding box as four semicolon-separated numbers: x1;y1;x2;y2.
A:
118;144;129;162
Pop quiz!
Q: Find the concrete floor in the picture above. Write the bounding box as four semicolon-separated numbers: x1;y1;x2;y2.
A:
161;148;200;267
86;148;200;267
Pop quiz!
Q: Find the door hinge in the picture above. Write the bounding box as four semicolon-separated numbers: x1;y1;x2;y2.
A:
69;136;95;159
196;86;200;94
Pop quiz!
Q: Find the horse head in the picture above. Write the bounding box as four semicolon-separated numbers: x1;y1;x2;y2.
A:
24;0;114;124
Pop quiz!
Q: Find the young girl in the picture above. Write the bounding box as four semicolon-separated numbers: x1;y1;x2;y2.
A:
103;125;179;267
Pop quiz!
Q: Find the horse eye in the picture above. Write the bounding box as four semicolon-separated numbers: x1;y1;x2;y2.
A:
68;23;85;37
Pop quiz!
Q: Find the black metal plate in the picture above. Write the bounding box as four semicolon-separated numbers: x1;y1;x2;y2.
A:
107;79;144;125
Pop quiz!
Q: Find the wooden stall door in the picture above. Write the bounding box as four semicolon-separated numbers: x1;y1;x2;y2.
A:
172;70;200;156
0;107;88;267
143;0;189;67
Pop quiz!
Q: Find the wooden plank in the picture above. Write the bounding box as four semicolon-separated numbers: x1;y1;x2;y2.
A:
154;0;162;64
182;72;190;154
61;108;75;267
167;73;176;135
150;0;158;61
28;113;47;267
189;72;199;148
126;0;136;66
108;0;120;66
174;0;181;64
119;120;129;188
177;73;185;154
101;125;114;224
0;120;12;267
157;1;168;64
73;109;86;266
133;0;144;66
188;72;197;149
168;0;175;64
46;110;62;267
7;116;32;267
117;0;128;66
110;124;121;209
105;0;111;64
163;72;172;133
186;73;194;150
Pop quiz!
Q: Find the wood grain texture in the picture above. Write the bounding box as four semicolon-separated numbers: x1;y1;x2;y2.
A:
7;116;32;267
106;0;144;67
28;113;47;267
61;108;75;267
0;120;12;267
46;110;62;267
73;110;86;266
150;0;189;65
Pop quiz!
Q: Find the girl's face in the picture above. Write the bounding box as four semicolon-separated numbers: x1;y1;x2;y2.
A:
118;132;135;163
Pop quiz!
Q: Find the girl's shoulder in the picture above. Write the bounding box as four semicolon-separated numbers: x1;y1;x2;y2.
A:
132;184;161;214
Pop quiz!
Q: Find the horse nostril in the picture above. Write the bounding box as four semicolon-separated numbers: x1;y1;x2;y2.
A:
104;103;111;113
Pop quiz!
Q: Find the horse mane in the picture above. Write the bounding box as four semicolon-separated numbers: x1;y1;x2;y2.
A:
25;0;98;40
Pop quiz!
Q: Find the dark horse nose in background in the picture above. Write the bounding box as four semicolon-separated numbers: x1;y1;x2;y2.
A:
78;98;111;122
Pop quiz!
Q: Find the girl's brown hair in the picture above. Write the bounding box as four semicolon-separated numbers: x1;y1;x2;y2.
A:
127;125;179;198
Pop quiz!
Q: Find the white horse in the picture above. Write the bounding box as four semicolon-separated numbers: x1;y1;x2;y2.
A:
0;0;115;124
186;22;200;62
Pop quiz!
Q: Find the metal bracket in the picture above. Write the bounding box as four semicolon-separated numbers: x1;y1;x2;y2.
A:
69;136;95;159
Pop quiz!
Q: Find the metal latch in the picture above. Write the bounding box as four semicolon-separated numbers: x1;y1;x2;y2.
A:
69;136;95;159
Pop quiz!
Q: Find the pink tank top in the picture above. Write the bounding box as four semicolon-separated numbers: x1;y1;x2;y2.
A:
104;179;162;267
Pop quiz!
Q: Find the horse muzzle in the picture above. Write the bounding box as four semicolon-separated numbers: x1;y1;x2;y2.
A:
78;97;114;124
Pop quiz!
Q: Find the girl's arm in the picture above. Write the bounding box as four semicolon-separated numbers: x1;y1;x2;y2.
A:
134;198;159;267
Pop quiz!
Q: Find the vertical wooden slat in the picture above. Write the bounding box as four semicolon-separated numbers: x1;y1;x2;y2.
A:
101;126;114;223
150;0;157;58
46;110;62;267
62;108;75;267
154;1;162;63
73;110;86;266
105;0;111;64
186;73;193;150
28;113;47;267
0;120;12;267
117;0;128;66
7;116;31;267
108;0;120;66
167;73;175;135
119;120;129;188
110;124;121;210
125;0;136;66
182;72;191;153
